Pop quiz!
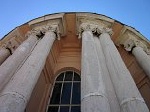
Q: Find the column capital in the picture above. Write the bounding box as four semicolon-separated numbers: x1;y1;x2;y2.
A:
41;25;61;40
123;38;150;54
1;44;12;53
25;29;41;39
78;22;113;39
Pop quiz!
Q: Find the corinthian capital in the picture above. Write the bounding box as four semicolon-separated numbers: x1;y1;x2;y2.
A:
41;25;61;40
124;38;150;54
25;29;41;39
78;22;113;39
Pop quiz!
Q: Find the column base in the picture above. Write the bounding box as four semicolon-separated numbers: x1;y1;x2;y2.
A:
121;98;149;112
0;92;26;112
81;95;110;112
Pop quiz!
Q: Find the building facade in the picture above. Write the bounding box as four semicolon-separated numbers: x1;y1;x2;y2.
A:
0;12;150;112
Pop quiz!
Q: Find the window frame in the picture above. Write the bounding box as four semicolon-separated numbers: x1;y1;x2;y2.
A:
46;70;81;112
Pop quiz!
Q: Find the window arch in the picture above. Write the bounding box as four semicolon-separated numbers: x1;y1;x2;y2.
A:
47;71;81;112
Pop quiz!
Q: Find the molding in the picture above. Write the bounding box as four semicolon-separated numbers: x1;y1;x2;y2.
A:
41;24;61;40
1;36;20;53
119;32;150;54
32;24;61;40
76;13;114;23
28;13;65;25
76;13;114;36
117;26;150;54
78;22;113;39
117;26;150;46
25;29;41;39
28;13;66;37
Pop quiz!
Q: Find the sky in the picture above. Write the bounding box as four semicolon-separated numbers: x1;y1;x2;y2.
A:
0;0;150;40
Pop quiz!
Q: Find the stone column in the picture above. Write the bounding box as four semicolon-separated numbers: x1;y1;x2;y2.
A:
99;29;149;112
0;47;11;65
79;23;111;112
123;38;150;79
0;30;39;91
94;36;121;112
0;25;58;112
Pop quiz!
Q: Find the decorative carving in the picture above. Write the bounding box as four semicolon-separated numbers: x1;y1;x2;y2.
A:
123;38;150;54
41;25;61;40
78;22;113;39
1;43;12;54
26;24;61;40
25;29;41;39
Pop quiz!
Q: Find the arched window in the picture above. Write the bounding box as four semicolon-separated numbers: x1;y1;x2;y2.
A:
47;71;81;112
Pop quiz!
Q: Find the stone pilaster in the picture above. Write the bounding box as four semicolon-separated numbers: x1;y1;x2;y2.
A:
123;38;150;79
99;30;149;112
79;23;111;112
0;29;39;92
0;25;58;112
0;47;11;65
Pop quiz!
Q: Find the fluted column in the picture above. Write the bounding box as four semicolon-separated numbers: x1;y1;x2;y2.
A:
99;30;149;112
79;23;111;112
0;25;58;112
0;30;39;91
0;47;11;65
123;38;150;79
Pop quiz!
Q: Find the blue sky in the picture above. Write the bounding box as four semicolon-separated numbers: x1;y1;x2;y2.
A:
0;0;150;40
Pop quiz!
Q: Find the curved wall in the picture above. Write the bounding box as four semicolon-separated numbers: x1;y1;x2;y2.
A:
0;12;150;112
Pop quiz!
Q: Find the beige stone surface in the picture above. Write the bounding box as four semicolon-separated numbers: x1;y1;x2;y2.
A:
132;46;150;79
81;30;111;112
0;34;38;91
100;32;149;112
0;12;150;111
94;36;121;112
0;31;56;112
0;48;10;65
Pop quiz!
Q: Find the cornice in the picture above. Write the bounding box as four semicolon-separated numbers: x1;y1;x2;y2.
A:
0;28;22;53
76;13;115;23
123;37;150;54
1;36;20;53
76;13;114;36
28;13;66;37
1;12;150;50
117;27;150;54
31;24;61;40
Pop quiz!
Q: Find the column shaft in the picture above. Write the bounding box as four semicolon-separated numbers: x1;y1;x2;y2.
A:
132;46;150;78
81;31;111;112
0;48;11;65
94;36;121;112
0;34;38;91
0;31;56;112
100;32;149;112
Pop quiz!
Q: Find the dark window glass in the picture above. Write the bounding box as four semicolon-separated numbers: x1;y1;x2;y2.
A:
74;72;80;81
47;71;81;112
60;106;69;112
61;82;72;104
64;71;73;81
48;106;59;112
56;73;64;81
71;106;80;112
50;83;62;104
72;82;80;104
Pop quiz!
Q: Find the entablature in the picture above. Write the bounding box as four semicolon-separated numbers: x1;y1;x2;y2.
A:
28;13;66;37
76;13;114;38
1;12;150;55
0;28;23;53
116;26;150;54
